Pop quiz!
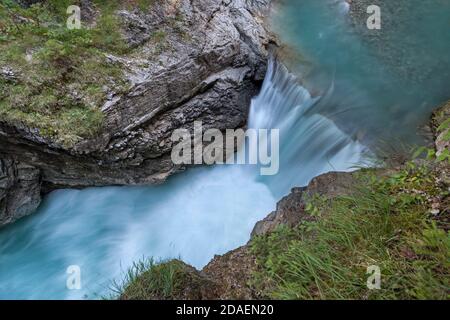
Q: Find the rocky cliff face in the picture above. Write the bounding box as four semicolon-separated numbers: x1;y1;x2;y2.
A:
0;0;275;226
0;159;41;226
251;171;357;237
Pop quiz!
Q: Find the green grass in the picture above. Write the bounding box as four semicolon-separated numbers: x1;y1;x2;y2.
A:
111;258;204;300
250;164;449;299
0;0;178;147
0;0;133;146
112;162;449;300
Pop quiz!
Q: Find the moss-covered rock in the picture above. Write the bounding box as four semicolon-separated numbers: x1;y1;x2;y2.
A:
124;164;448;300
0;0;131;146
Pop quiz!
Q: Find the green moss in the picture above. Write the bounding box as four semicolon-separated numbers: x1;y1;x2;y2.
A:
135;0;157;12
0;0;133;146
250;164;449;300
152;30;166;42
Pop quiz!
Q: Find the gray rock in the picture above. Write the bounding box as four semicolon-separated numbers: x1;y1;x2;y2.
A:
0;159;41;226
0;0;275;224
251;171;357;237
431;101;450;157
0;67;18;83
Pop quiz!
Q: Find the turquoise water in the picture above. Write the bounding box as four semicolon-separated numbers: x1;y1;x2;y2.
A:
0;60;363;299
272;0;450;146
0;0;449;299
0;166;277;299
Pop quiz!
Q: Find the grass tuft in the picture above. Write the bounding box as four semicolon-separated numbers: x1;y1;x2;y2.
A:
110;258;193;300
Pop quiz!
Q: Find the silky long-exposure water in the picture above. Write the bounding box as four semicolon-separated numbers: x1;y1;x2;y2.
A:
0;59;363;299
0;0;449;299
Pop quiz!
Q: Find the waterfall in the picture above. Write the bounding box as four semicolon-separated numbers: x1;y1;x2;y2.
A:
249;59;364;196
0;60;365;299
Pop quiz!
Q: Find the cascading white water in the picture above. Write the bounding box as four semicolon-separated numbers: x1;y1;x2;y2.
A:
249;59;364;196
1;0;447;300
0;59;365;299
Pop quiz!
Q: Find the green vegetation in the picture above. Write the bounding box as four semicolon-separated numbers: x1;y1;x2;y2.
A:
250;164;449;299
115;161;449;300
0;0;135;146
135;0;157;12
152;30;166;43
113;258;206;300
0;0;185;146
113;104;450;300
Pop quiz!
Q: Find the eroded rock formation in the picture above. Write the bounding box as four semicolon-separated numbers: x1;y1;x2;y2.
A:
0;0;275;225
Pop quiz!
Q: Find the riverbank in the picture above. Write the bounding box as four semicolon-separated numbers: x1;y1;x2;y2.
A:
118;101;450;300
1;0;448;300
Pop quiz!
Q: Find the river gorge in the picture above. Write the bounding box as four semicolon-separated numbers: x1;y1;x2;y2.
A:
0;0;449;300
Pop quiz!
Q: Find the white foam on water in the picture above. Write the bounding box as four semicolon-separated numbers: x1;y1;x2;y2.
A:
0;59;365;300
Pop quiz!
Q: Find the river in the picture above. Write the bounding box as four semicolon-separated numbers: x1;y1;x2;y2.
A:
0;0;448;299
